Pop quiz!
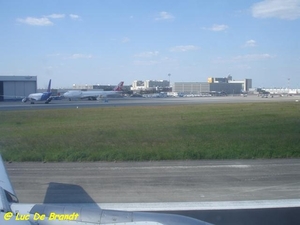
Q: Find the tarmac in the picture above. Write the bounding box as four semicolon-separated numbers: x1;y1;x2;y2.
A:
6;159;300;204
6;159;300;225
0;94;299;111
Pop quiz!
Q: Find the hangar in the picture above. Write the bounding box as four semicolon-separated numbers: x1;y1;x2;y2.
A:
0;76;37;101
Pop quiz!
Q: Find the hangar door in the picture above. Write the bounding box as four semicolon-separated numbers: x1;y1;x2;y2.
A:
3;81;36;100
0;81;3;101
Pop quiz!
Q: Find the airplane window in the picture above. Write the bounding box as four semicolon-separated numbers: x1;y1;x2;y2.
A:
0;1;299;225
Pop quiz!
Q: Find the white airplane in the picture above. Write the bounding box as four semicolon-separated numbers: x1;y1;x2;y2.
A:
0;154;211;225
22;79;52;104
63;82;124;101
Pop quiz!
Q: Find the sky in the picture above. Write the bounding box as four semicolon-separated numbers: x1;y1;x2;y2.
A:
0;0;299;88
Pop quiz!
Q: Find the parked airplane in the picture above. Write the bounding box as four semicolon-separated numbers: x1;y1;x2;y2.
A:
63;82;124;101
0;154;211;225
22;79;52;104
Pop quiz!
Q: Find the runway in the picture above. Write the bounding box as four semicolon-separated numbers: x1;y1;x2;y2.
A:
6;159;300;225
6;159;300;204
0;95;298;111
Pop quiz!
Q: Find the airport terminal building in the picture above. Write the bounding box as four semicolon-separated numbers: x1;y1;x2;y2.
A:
0;76;37;101
131;80;170;91
173;76;252;95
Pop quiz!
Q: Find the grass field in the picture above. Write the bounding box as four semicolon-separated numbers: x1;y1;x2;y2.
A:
0;102;300;161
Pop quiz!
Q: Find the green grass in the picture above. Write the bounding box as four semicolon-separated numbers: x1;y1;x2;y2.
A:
1;102;300;161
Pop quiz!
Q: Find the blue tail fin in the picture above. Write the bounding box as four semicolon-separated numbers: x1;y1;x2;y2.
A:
47;79;52;92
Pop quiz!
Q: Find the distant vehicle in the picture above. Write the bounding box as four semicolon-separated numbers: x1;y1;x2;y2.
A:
22;79;52;104
63;82;124;101
131;93;143;97
0;154;210;225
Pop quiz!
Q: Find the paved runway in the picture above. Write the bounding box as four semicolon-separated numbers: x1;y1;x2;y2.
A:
6;159;300;204
6;159;300;225
0;95;298;111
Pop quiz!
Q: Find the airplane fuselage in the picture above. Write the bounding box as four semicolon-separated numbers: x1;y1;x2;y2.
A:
63;90;121;101
22;79;52;104
63;81;124;101
23;92;52;104
29;92;52;101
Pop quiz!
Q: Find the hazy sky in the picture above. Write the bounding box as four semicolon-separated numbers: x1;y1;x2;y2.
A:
1;0;299;88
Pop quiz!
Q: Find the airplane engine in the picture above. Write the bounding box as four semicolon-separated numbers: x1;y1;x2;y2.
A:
22;98;27;102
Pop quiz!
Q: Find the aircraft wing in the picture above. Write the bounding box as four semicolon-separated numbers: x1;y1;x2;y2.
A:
0;155;25;225
81;92;103;99
0;156;18;216
0;155;18;201
0;212;32;225
80;91;119;100
2;154;212;225
97;91;122;98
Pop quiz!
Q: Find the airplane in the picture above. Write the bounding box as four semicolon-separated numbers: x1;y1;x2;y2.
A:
22;79;52;104
0;154;212;225
63;82;124;101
